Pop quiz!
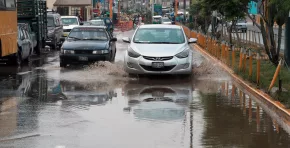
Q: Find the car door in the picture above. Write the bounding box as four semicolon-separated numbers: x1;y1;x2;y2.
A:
107;31;116;55
55;15;63;43
21;29;30;58
18;28;26;59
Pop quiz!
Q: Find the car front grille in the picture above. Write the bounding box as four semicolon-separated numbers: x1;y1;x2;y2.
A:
63;29;71;32
143;56;173;61
74;50;93;54
140;65;175;71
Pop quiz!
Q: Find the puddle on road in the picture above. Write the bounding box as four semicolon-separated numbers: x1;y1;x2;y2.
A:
1;67;290;148
0;31;290;147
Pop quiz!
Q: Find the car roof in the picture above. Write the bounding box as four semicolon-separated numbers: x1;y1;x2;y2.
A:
61;16;78;18
91;19;103;21
153;15;162;18
73;26;107;29
139;24;182;29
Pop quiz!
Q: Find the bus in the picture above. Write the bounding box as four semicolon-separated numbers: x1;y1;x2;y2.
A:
0;0;17;62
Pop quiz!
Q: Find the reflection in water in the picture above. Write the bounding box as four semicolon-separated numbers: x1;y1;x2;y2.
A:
124;81;192;122
60;81;117;110
1;59;290;147
200;81;290;148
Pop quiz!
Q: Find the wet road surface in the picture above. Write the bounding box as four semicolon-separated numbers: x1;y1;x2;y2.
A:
0;30;290;148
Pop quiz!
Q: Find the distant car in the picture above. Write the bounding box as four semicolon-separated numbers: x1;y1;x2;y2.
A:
90;20;106;26
122;24;196;76
162;17;171;25
91;18;114;34
152;15;162;24
60;16;83;42
46;12;63;49
17;25;33;64
228;19;247;33
18;23;37;53
59;26;117;67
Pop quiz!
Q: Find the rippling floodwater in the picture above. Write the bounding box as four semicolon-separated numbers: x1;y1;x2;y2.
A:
0;31;290;148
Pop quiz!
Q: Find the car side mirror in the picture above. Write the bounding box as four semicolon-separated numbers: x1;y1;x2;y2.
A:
188;38;197;44
122;37;130;43
111;37;117;41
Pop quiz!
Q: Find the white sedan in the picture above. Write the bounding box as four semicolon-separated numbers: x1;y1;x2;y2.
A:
122;24;197;76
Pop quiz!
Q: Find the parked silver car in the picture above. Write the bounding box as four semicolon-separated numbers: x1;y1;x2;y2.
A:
122;24;196;75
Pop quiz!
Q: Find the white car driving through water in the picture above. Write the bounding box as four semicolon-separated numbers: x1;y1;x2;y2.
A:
122;24;197;76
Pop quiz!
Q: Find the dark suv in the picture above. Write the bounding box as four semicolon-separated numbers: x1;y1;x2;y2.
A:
46;12;63;49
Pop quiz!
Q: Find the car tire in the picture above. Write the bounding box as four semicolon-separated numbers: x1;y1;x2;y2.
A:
51;38;57;50
109;51;115;62
12;49;22;66
60;61;66;68
35;42;41;55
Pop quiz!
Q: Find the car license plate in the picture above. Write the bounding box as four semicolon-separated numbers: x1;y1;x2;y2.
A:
79;56;88;61
152;91;164;97
152;62;164;68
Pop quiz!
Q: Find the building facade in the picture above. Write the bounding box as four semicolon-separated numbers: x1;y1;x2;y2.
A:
53;0;92;21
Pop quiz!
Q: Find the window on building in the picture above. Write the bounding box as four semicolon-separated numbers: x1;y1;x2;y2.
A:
57;7;69;16
5;0;15;8
0;0;5;8
71;7;81;16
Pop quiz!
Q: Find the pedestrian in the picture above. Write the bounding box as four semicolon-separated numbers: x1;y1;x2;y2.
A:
138;15;142;25
252;15;256;26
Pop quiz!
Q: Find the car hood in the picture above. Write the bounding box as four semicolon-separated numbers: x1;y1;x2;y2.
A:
131;43;188;57
62;40;109;50
63;25;79;29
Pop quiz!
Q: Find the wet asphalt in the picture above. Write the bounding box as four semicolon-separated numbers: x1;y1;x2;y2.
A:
0;30;290;148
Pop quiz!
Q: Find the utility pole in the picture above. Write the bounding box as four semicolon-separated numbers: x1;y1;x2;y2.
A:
151;0;154;22
174;0;178;17
285;11;290;65
109;0;113;19
183;0;185;23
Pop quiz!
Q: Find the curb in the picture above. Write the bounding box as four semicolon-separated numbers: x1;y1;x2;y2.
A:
192;44;290;123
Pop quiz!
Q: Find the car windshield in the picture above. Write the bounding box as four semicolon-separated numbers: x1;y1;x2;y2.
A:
133;28;185;44
68;28;108;40
61;18;78;25
153;18;161;22
237;19;246;23
91;20;105;26
47;17;55;27
162;18;170;22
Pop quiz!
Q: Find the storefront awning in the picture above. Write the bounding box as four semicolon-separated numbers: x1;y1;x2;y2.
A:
54;0;91;6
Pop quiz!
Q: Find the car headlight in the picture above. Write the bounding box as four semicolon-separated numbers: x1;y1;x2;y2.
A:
175;48;189;58
127;47;141;58
93;50;109;54
64;50;74;54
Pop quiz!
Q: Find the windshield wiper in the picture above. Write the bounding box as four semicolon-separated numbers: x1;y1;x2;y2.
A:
68;37;81;40
83;38;106;41
150;42;180;44
134;41;151;43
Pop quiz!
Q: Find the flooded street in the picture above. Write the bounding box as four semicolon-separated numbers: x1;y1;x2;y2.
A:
0;31;290;148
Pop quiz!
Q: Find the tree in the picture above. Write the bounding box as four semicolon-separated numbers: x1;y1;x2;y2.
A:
193;0;290;66
189;1;211;34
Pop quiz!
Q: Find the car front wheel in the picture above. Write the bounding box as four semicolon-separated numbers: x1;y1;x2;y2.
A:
60;61;66;67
